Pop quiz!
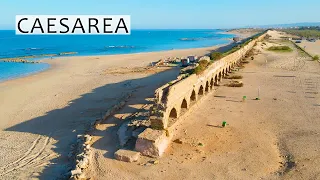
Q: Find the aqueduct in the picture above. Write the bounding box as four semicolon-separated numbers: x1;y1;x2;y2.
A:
135;32;267;157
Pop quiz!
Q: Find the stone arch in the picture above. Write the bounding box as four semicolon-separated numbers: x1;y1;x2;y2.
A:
205;81;209;92
225;67;228;75
229;65;231;72
180;98;188;115
214;74;219;85
222;69;225;77
190;89;196;102
169;108;178;118
210;78;214;89
181;99;188;109
168;107;178;127
198;85;204;96
218;72;222;81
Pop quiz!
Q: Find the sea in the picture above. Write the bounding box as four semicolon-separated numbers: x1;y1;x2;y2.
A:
0;29;235;82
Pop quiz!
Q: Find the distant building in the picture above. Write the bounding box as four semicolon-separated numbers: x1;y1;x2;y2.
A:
181;58;190;67
187;56;197;63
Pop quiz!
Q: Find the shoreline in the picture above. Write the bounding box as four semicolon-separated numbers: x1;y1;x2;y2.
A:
0;41;232;83
0;42;226;179
0;30;256;179
1;28;264;83
0;41;233;128
0;42;231;84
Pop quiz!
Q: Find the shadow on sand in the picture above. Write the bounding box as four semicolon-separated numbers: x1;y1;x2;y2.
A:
4;68;179;179
2;37;244;179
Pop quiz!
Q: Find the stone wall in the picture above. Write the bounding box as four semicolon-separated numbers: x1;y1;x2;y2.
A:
135;32;267;157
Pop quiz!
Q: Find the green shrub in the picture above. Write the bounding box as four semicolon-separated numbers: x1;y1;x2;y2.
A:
198;60;208;67
225;75;243;79
268;46;293;52
313;55;319;61
210;52;223;60
226;81;243;87
194;65;204;75
193;60;210;75
282;29;320;38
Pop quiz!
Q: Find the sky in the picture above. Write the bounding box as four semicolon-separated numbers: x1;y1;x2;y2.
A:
0;0;319;29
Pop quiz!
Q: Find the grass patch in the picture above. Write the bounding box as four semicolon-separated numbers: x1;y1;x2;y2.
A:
210;52;223;61
268;46;293;52
226;81;243;87
313;55;319;61
193;60;210;75
282;29;320;38
225;75;243;79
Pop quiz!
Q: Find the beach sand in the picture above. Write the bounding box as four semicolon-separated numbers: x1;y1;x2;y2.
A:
297;40;320;57
85;30;320;180
0;39;243;179
224;28;263;39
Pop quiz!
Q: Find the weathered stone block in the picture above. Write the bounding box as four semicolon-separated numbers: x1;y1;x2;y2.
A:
114;149;140;162
135;128;169;157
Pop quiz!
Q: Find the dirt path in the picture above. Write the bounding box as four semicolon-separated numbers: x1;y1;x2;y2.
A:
87;31;320;180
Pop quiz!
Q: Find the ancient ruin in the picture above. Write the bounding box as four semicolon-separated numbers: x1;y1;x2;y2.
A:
135;32;267;157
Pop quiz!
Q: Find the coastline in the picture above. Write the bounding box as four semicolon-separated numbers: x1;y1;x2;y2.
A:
221;28;264;39
0;41;232;83
0;31;252;179
0;43;228;178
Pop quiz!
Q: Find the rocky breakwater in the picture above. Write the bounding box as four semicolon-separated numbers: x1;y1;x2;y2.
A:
1;58;41;63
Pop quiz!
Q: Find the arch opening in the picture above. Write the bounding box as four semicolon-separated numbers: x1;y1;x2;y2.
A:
168;108;178;127
198;85;204;96
224;68;228;76
181;99;188;109
169;108;178;118
215;75;218;85
205;81;209;92
180;99;188;115
190;90;196;101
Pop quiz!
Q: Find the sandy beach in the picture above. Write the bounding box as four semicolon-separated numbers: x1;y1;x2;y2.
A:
224;29;263;39
2;29;318;180
0;34;248;179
